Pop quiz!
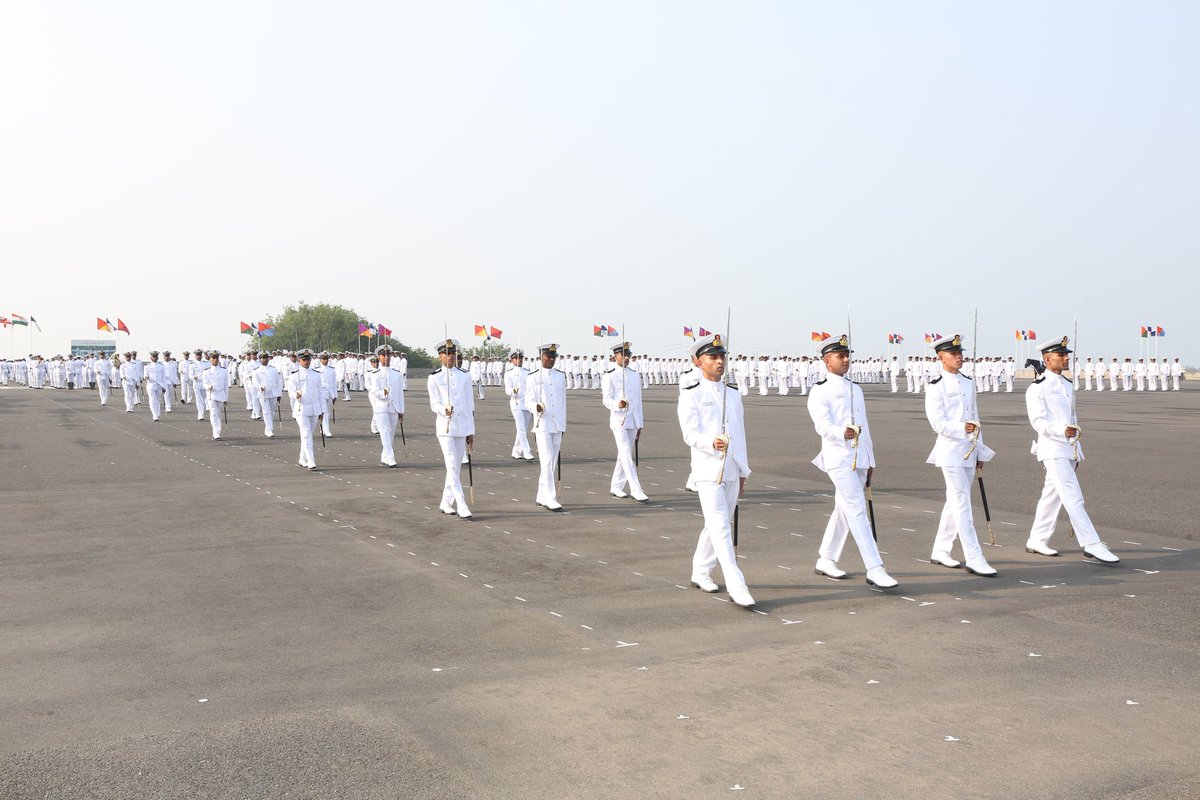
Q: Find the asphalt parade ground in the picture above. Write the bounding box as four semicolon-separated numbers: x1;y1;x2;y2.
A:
2;380;1198;799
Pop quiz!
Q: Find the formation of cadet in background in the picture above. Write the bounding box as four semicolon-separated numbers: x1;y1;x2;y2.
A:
5;335;1184;610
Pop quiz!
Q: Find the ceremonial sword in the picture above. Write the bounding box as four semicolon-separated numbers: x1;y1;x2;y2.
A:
967;308;996;545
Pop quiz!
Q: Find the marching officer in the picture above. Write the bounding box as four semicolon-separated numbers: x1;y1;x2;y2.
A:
367;345;406;467
602;340;649;502
525;343;567;511
924;334;997;576
677;334;754;608
286;349;324;470
503;349;535;461
427;339;474;518
1024;337;1119;563
254;352;283;437
806;335;899;589
202;350;230;440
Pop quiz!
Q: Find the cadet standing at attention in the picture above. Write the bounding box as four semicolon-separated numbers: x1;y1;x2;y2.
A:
428;339;474;519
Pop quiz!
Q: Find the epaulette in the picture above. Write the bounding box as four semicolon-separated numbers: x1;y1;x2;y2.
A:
815;378;827;385
554;368;566;374
727;382;739;390
1033;376;1045;384
367;368;380;373
527;368;540;375
929;376;942;384
457;367;469;373
682;382;699;390
963;375;973;381
604;367;616;374
429;369;440;376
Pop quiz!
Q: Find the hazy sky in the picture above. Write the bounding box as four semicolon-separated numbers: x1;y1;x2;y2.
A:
3;2;1196;361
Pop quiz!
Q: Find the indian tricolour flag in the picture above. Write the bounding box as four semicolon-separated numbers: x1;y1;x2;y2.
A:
10;313;28;326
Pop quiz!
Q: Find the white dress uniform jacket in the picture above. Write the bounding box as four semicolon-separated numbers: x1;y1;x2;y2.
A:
678;378;749;483
924;370;995;467
1026;372;1083;463
525;368;567;433
807;372;875;472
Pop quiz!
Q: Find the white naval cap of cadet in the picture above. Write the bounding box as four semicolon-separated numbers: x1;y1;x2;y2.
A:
689;334;726;359
436;338;460;354
931;334;964;353
1038;336;1072;355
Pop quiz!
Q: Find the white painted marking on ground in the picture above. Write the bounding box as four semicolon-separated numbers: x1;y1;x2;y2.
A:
580;624;592;630
1163;547;1183;552
615;641;639;648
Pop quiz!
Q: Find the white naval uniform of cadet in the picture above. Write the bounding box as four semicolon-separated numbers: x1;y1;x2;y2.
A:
145;359;168;421
504;362;534;460
678;373;751;599
254;360;283;437
601;363;648;501
1025;364;1116;561
525;365;567;510
287;363;324;469
190;358;208;420
119;360;138;411
317;362;337;436
924;366;996;572
202;361;230;439
95;358;112;405
427;365;474;516
367;363;405;466
807;371;891;580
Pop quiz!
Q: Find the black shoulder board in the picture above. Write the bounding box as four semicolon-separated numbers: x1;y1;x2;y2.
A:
604;367;616;374
929;376;942;384
727;382;739;390
429;369;440;376
815;378;828;385
682;382;699;390
964;375;973;381
1033;376;1045;384
457;367;469;373
527;368;539;376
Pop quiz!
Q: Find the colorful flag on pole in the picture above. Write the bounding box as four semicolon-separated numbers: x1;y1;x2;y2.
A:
0;317;9;328
474;324;487;338
699;327;711;337
98;318;114;332
924;333;933;343
1027;330;1036;341
593;325;604;337
895;334;904;344
240;321;254;334
377;324;392;338
1156;326;1165;337
489;326;502;339
11;313;28;327
811;331;823;343
358;323;371;337
608;325;619;337
257;322;275;337
683;326;694;339
116;318;130;334
30;316;41;332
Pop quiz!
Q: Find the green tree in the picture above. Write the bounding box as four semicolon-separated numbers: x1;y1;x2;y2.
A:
250;302;434;368
462;340;512;360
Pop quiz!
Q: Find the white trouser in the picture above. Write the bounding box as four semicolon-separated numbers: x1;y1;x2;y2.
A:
163;384;173;412
243;386;254;410
1028;458;1100;547
510;405;533;458
296;413;319;466
1136;376;1144;391
342;381;351;400
931;466;985;563
123;381;137;411
1110;374;1118;391
610;427;644;495
208;398;224;437
251;387;265;418
475;380;486;399
1174;376;1181;390
533;431;562;505
437;434;468;509
375;411;398;464
193;382;207;418
907;374;916;393
890;375;898;392
692;479;746;591
97;380;110;405
261;395;277;436
817;466;883;570
321;397;333;436
148;384;164;419
180;378;192;403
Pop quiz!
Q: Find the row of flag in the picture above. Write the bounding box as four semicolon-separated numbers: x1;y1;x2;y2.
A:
475;325;503;339
682;326;713;340
4;313;41;330
358;322;392;338
594;324;621;337
240;321;276;337
887;334;905;344
1141;325;1166;337
1014;330;1038;341
97;317;129;334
